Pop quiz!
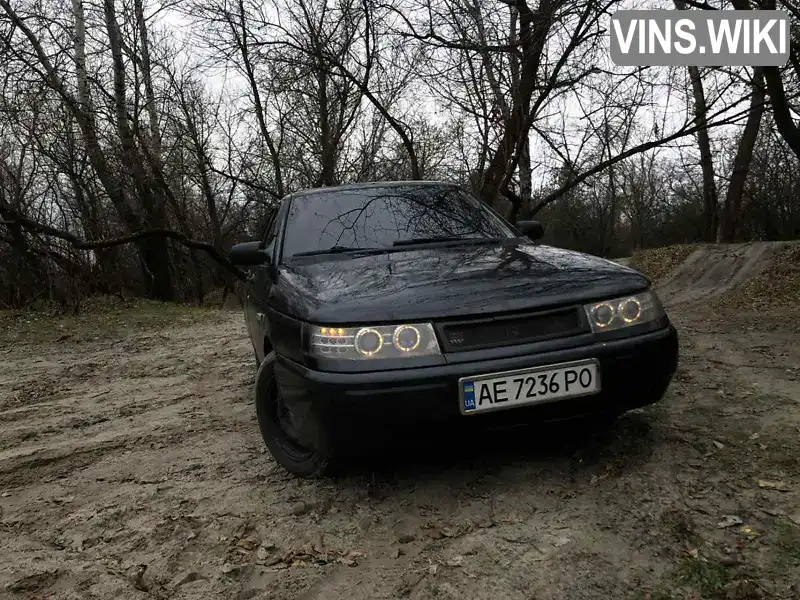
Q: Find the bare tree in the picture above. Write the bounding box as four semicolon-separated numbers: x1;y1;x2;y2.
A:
718;68;766;242
0;0;798;309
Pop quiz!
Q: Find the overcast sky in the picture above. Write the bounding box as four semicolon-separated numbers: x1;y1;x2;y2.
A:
149;0;756;192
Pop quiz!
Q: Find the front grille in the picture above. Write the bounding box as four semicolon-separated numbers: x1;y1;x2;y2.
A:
439;307;587;352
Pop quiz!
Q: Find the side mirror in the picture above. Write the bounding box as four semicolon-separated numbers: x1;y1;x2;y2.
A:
516;220;544;241
229;241;271;266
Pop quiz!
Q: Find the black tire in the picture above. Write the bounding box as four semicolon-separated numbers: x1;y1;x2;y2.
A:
254;352;333;478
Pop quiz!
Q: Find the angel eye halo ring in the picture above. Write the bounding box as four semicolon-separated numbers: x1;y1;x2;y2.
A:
619;297;642;323
354;328;383;356
593;302;615;327
393;325;421;352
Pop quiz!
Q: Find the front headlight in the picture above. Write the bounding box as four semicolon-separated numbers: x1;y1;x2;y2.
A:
309;323;441;359
583;290;665;333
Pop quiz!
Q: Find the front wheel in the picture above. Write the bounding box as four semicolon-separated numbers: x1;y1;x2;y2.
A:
254;352;333;478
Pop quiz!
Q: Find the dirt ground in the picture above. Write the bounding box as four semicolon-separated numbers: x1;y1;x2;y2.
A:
2;259;800;599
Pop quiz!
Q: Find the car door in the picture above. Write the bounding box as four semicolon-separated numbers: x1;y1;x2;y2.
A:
247;204;284;362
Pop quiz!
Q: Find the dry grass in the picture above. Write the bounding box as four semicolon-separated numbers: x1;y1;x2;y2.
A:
0;295;225;345
629;244;699;282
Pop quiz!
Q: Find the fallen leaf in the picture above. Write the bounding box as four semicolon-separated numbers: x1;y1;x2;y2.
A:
445;555;465;567
237;536;259;551
717;515;744;529
756;480;790;491
441;527;457;537
552;536;570;547
336;550;365;567
713;440;725;450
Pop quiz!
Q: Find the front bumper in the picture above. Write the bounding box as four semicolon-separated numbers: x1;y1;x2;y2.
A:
274;324;679;444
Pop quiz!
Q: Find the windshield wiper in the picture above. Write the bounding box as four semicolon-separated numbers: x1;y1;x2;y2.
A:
292;245;386;258
392;236;501;247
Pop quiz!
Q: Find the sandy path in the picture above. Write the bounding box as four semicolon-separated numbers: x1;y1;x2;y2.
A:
1;306;799;600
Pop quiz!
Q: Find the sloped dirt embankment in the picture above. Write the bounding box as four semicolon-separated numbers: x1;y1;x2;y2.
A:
651;242;799;307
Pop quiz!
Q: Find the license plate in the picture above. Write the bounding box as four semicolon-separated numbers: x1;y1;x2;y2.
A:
459;359;601;415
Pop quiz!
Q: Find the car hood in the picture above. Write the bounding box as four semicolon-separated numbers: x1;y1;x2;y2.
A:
271;242;649;323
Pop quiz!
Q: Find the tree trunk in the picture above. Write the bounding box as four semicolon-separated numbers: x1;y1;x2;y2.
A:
316;60;336;186
507;5;532;220
480;0;552;208
517;136;532;219
674;0;717;241
70;0;91;113
688;64;718;242
133;0;160;160
197;142;228;289
605;162;618;256
104;0;174;301
718;68;765;243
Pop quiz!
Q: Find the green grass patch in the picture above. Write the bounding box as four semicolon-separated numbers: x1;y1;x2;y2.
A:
773;521;800;571
632;554;773;600
629;244;699;282
675;556;731;595
0;295;226;344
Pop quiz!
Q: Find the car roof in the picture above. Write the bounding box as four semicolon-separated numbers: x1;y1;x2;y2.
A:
288;180;461;199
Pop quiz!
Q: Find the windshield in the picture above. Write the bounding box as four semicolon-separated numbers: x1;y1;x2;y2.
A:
281;184;516;259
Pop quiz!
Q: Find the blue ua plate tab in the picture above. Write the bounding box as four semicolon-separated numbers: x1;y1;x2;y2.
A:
462;382;476;411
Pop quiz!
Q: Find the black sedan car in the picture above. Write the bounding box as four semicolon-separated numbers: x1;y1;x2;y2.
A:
230;181;678;477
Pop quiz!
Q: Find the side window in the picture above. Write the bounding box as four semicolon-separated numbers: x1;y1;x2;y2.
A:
262;211;278;245
262;200;287;260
